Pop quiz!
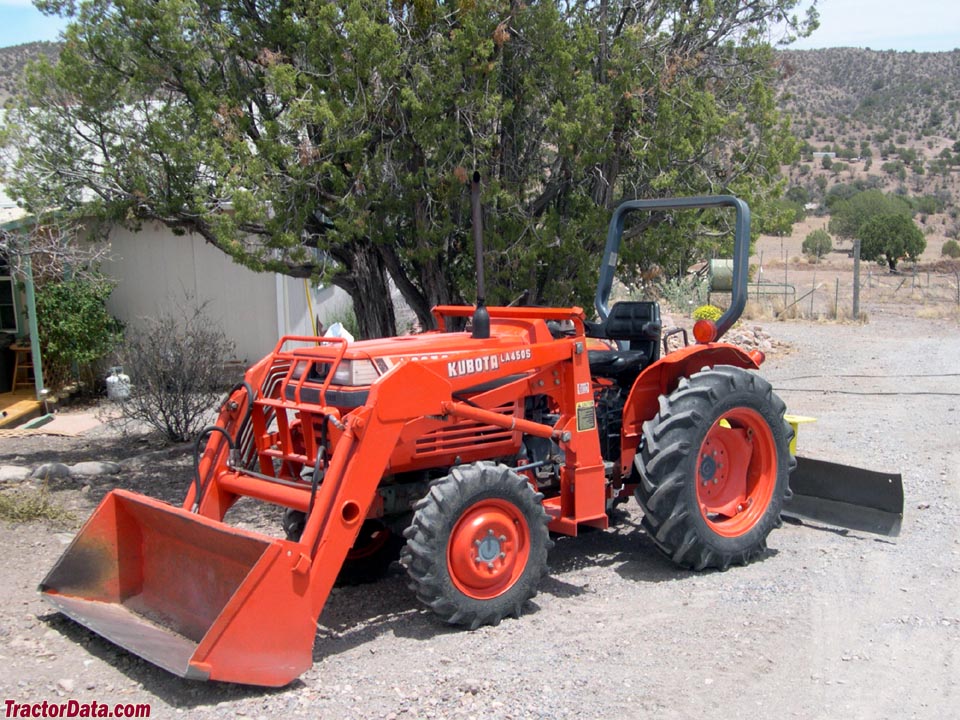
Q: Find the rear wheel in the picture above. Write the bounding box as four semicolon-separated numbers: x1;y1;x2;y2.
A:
634;365;794;570
401;462;551;629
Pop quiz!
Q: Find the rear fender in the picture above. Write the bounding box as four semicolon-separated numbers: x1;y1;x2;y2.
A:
618;343;760;476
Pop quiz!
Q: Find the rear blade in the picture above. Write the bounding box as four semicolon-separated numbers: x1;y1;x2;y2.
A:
784;456;903;537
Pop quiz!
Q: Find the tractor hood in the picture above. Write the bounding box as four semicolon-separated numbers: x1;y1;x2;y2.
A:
280;309;570;408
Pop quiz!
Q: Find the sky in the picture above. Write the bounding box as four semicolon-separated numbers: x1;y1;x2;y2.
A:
789;0;960;52
0;0;958;52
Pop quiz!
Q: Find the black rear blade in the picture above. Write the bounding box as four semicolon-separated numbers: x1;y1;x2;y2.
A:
785;456;903;537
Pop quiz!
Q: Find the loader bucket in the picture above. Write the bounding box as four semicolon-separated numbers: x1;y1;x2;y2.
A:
40;490;317;687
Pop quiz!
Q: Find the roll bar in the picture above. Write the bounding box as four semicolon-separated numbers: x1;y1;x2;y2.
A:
594;195;751;342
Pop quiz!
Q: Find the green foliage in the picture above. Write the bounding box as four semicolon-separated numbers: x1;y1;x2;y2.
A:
785;186;810;205
656;275;709;312
825;183;859;209
3;0;816;338
828;190;912;240
802;229;833;259
760;198;805;236
0;485;73;524
859;214;926;271
692;304;723;321
942;239;960;258
34;277;122;382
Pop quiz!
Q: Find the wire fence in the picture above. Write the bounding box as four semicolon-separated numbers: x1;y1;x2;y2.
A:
741;265;960;321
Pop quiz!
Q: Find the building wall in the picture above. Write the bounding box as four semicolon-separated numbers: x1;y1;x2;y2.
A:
103;223;348;363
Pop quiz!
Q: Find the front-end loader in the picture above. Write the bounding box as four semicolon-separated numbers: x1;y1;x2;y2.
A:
40;189;903;686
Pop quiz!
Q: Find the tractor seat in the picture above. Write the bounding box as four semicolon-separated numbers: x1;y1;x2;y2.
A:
587;349;650;383
586;300;662;387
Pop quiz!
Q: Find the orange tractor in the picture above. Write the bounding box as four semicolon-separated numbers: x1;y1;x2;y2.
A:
40;191;901;687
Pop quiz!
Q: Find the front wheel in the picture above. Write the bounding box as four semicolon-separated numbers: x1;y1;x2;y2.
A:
634;365;794;570
401;462;551;629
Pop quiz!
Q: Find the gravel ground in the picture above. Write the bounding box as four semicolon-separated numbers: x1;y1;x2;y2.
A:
1;312;957;720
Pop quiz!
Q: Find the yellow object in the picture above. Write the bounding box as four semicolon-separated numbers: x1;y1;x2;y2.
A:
784;414;816;455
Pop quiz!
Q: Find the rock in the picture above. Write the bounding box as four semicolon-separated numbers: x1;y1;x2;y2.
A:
29;463;72;481
68;461;122;477
57;678;75;693
0;466;30;482
460;680;481;695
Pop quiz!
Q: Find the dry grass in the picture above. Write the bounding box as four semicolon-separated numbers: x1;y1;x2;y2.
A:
0;485;74;524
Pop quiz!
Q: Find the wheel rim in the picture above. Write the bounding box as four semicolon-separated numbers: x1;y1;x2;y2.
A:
447;499;530;600
347;520;392;561
696;407;777;537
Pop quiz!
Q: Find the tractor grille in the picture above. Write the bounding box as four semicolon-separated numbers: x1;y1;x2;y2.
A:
414;403;518;457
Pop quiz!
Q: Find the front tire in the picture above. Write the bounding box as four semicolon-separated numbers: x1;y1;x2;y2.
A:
401;462;551;630
634;365;794;570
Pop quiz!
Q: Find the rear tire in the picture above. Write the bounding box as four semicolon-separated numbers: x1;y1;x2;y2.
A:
401;462;551;629
634;365;794;570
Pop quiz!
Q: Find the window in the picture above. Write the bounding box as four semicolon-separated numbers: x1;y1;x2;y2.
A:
0;255;17;333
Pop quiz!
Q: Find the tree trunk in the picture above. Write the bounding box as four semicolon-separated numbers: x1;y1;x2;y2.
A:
332;238;397;339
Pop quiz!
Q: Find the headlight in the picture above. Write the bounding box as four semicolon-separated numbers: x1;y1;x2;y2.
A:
330;359;380;386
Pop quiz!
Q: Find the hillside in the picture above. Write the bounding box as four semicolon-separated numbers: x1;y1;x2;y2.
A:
776;48;960;255
0;41;59;105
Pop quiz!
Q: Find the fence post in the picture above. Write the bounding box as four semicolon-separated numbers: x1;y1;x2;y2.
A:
835;278;839;319
853;239;861;321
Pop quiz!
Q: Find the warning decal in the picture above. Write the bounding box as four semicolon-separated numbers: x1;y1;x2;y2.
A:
576;401;596;432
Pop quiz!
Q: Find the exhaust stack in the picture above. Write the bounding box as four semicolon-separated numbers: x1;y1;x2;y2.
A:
470;171;490;339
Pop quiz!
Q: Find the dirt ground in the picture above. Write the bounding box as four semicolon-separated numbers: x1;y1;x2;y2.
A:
1;290;958;719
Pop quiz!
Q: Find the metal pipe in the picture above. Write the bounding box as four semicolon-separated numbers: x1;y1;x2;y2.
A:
441;400;561;441
470;172;490;339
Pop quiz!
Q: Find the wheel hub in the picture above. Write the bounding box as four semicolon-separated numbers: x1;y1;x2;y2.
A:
699;453;718;482
447;499;530;600
695;408;778;537
475;529;503;564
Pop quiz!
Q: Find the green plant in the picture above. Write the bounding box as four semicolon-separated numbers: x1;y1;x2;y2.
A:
0;486;74;524
942;239;960;259
655;275;709;312
34;277;122;386
802;229;833;260
692;304;723;321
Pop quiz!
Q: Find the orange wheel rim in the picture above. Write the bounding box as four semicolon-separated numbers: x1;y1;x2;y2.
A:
447;499;530;600
696;408;777;537
346;521;391;561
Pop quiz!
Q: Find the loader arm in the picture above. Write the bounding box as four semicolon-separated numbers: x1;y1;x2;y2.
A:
40;360;453;686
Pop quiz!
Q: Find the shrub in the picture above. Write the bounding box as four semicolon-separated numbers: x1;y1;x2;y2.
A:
114;300;236;442
692;304;723;321
655;275;709;311
802;229;833;260
34;277;122;388
942;239;960;259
